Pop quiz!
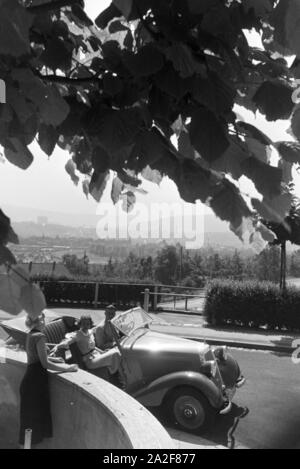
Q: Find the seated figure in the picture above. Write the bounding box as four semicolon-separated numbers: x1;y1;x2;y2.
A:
53;313;122;380
94;304;119;351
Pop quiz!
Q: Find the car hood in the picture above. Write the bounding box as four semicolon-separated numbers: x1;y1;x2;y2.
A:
124;328;210;357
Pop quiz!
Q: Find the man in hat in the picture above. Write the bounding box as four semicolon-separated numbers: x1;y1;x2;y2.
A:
94;304;117;351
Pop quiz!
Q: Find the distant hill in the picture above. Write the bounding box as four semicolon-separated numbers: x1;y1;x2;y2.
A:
12;221;97;239
5;203;297;251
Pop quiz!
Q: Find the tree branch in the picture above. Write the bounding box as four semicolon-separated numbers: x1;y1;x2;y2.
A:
27;0;82;14
36;71;102;85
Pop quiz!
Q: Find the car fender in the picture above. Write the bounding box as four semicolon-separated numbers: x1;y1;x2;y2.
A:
133;371;224;409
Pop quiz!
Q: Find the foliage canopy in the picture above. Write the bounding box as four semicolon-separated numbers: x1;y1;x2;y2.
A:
1;0;300;261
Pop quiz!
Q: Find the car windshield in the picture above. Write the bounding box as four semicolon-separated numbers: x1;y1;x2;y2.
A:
111;307;152;337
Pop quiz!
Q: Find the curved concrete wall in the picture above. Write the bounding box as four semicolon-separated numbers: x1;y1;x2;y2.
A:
0;348;174;449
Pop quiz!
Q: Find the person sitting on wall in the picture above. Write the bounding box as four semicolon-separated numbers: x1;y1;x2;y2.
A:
53;313;125;385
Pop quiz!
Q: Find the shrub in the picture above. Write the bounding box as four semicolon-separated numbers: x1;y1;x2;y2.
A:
204;279;300;332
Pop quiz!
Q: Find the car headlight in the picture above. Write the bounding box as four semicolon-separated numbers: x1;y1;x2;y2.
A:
214;346;228;362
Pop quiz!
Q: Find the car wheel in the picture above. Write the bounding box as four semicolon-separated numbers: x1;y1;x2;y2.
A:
166;387;215;434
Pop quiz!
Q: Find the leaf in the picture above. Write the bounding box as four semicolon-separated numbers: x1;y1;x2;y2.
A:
82;178;90;199
118;170;141;187
95;4;122;29
291;107;300;141
42;86;71;126
0;0;33;57
253;81;294;121
113;0;133;20
0;209;19;245
192;72;235;116
236;122;272;146
189;109;229;163
178;131;195;160
123;45;165;77
0;245;16;265
92;146;111;173
252;193;293;223
6;85;33;124
97;109;142;153
245;137;271;164
4;138;33;170
65;159;80;186
285;0;300;58
120;191;136;213
111;177;124;204
241;157;282;198
40;37;73;72
276;141;300;164
38;124;58;156
164;43;206;79
11;69;70;126
90;171;110;202
155;64;191;99
174;159;218;204
141;166;163;185
211;137;248;180
243;0;272;17
129;129;172;171
256;223;276;243
109;20;130;34
209;180;252;230
279;160;293;184
103;73;123;96
187;0;219;15
71;4;94;27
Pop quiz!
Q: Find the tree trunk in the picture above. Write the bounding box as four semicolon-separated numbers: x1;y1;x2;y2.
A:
280;241;287;293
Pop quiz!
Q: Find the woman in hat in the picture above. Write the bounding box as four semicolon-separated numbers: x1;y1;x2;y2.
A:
19;311;78;448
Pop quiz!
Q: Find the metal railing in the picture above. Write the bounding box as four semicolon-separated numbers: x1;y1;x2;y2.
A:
143;288;206;314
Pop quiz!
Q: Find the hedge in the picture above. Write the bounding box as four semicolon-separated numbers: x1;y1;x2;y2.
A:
204;279;300;332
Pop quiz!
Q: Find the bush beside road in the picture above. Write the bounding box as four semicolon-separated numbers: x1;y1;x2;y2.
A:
204;280;300;333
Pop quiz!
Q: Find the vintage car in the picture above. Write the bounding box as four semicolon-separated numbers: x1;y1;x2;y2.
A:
1;307;245;434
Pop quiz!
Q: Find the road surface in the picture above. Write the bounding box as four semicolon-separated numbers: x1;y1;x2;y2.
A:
156;349;300;449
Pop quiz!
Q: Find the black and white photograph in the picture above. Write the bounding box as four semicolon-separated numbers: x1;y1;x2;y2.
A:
1;0;300;452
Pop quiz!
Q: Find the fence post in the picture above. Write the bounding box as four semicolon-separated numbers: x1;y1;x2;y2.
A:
24;429;32;449
153;285;158;312
185;296;188;311
144;288;150;313
94;283;99;309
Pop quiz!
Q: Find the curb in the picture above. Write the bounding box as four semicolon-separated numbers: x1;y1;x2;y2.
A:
183;336;293;354
151;325;294;354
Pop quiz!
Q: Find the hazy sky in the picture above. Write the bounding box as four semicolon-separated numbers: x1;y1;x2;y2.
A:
0;0;298;220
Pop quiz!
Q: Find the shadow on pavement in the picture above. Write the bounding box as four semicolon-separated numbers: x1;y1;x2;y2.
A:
204;404;249;449
149;403;249;450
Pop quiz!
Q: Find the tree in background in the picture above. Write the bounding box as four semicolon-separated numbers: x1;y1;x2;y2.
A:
262;197;300;291
289;251;300;278
255;245;281;283
104;256;116;278
1;1;300;263
155;245;178;285
140;256;154;280
62;253;89;276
